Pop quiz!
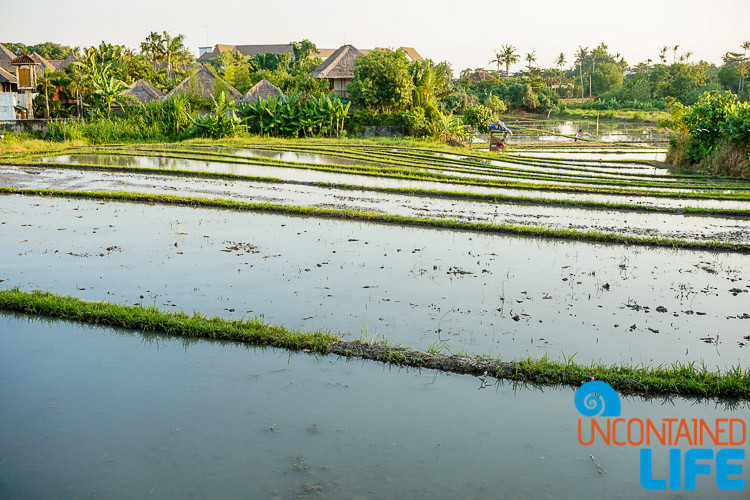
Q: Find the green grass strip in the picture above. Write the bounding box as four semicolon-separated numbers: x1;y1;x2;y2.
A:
2;187;749;253
1;288;748;399
6;161;750;218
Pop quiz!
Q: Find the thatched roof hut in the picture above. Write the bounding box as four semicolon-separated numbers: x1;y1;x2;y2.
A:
122;79;164;103
49;50;77;71
0;44;17;73
165;65;242;101
241;78;284;102
310;45;363;81
0;67;18;93
198;43;294;62
309;45;365;98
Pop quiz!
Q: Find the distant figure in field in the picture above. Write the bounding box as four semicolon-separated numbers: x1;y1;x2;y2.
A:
574;126;583;142
489;120;512;146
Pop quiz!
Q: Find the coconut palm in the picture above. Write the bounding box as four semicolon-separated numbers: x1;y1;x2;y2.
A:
498;44;519;77
525;51;536;71
162;32;190;81
659;46;669;64
556;52;566;71
672;44;680;64
489;50;504;75
140;32;165;71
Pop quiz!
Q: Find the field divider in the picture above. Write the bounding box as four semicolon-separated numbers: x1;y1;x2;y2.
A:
1;287;748;399
4;161;750;218
2;187;750;252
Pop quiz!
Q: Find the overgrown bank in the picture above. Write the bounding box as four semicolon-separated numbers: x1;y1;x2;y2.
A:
1;288;748;399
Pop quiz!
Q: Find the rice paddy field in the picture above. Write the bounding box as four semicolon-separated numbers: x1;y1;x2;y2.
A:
1;128;749;498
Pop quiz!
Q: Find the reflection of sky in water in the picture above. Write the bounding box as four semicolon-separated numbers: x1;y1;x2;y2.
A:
2;195;749;368
2;314;746;499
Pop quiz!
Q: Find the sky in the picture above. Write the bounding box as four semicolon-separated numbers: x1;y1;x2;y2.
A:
3;0;749;73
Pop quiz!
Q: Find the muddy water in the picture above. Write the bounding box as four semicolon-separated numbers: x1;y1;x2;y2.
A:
1;195;749;368
4;167;750;243
34;157;750;210
2;314;745;499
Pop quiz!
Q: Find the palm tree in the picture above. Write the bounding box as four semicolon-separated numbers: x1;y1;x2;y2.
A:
683;51;694;63
489;50;504;75
37;69;56;119
576;46;588;101
672;44;680;64
140;32;165;71
162;32;189;81
498;44;520;77
556;52;566;71
525;51;536;71
658;46;669;64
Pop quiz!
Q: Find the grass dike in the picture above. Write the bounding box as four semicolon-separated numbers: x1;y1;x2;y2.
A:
1;288;748;400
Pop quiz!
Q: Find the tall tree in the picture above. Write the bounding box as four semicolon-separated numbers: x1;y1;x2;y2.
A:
556;52;566;71
140;32;165;71
659;46;669;64
498;44;520;77
590;43;608;97
525;51;536;71
489;50;504;75
576;46;588;101
162;32;190;81
672;44;680;64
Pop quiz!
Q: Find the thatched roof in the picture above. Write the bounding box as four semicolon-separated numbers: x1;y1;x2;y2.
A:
165;65;242;101
49;50;77;71
0;67;17;84
241;78;284;102
198;43;294;62
122;79;164;103
310;45;363;80
30;52;56;71
0;43;17;72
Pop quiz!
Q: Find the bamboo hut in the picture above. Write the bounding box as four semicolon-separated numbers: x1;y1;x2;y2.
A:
122;79;165;103
309;45;363;98
165;65;242;102
241;78;284;102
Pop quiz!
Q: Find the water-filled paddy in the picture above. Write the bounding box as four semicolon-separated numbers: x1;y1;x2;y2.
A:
1;195;748;367
4;167;750;243
33;153;750;211
1;314;746;499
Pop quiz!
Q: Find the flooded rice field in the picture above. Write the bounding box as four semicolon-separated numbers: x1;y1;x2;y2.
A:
1;195;749;368
2;314;746;499
482;117;669;145
3;167;750;243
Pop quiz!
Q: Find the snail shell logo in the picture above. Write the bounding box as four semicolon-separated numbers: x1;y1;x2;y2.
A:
575;381;621;417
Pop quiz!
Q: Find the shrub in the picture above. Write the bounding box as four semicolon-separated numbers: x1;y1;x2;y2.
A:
463;104;494;132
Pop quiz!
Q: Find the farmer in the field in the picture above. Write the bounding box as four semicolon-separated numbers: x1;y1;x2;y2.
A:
489;119;512;147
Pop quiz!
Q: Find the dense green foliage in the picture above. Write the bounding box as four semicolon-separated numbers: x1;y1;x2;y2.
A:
3;41;73;60
349;49;415;112
666;91;750;177
236;92;350;137
462;104;494;131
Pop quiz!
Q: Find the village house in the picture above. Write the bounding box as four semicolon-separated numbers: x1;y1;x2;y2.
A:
198;44;295;62
241;78;284;103
121;79;165;103
165;64;242;101
309;45;424;98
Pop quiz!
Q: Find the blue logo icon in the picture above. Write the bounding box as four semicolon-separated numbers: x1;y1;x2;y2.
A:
575;381;621;417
